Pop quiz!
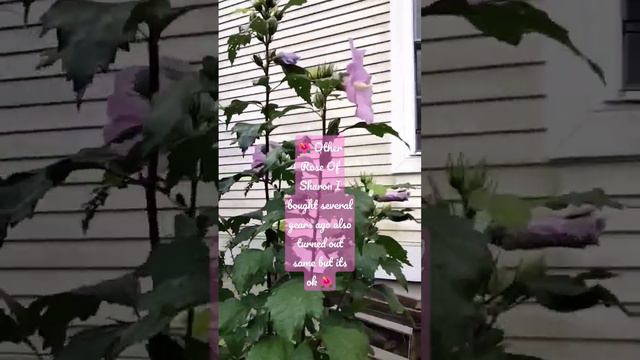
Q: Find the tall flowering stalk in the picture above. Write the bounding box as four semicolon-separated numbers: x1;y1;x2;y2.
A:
219;0;415;358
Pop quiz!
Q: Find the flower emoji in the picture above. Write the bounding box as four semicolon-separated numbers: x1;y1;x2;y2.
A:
299;141;312;154
321;276;332;288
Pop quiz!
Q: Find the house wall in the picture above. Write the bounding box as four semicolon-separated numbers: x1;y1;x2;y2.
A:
422;0;640;358
0;0;217;358
218;0;422;282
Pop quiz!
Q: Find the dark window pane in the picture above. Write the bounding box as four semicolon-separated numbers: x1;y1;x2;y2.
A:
627;0;640;20
624;33;640;87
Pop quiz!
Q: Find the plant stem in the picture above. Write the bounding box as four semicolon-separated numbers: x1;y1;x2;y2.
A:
185;177;198;347
262;37;274;335
145;32;161;249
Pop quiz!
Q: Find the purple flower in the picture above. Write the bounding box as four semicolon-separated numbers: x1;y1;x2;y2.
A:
104;57;193;145
344;39;374;124
491;213;606;250
251;142;281;171
252;144;267;169
277;52;300;65
376;189;410;202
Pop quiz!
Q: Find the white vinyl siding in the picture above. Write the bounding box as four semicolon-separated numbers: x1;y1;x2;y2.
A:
0;0;217;358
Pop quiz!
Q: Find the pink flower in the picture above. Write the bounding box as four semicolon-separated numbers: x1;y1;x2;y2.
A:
375;189;410;202
251;142;281;171
344;39;374;124
104;57;193;145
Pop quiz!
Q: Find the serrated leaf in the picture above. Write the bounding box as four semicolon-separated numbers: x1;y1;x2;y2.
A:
219;298;250;336
343;122;409;147
423;0;605;83
218;170;255;196
223;100;251;127
38;0;138;105
54;324;126;360
0;147;123;243
231;248;275;293
280;64;311;103
264;279;323;341
374;234;410;266
228;32;252;64
247;336;294;360
320;325;369;360
231;122;269;154
355;243;386;281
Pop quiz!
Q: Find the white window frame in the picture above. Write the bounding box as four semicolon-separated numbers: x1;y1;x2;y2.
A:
389;0;421;174
541;0;640;160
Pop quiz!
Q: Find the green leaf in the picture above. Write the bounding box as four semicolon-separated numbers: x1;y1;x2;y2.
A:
282;0;307;12
218;170;255;196
231;248;275;293
142;75;207;154
320;325;369;360
356;243;386;281
425;206;493;357
0;309;21;343
372;284;405;314
0;147;122;243
254;192;285;234
525;274;629;314
342;122;409;147
266;105;306;121
423;0;605;83
380;257;408;290
374;234;410;266
250;17;269;36
280;64;312;103
219;298;251;336
38;0;138;105
137;231;209;284
138;274;209;314
231;122;269;154
125;0;195;35
54;324;126;360
292;341;315;360
247;336;294;360
469;190;531;230
166;127;217;188
265;279;324;341
26;273;140;354
228;32;252;64
377;207;416;222
223;100;252;127
544;188;624;210
326;118;341;135
345;186;375;247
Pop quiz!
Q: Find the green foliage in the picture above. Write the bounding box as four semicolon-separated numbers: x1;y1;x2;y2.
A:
423;0;605;83
264;279;324;341
0;147;124;243
320;325;370;360
342;122;409;147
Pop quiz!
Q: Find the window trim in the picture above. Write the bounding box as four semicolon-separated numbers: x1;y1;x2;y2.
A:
389;0;421;174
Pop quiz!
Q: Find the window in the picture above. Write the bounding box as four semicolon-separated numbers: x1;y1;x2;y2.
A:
414;0;422;151
623;0;640;88
389;0;421;174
